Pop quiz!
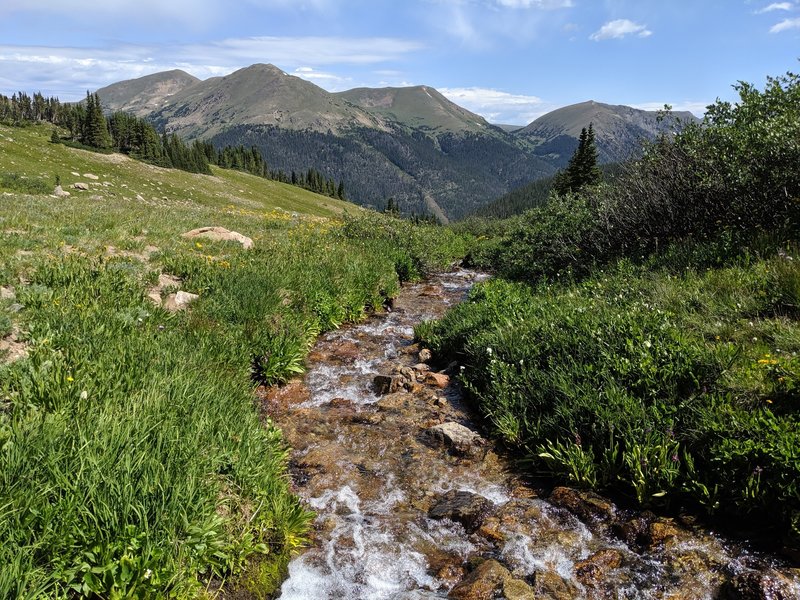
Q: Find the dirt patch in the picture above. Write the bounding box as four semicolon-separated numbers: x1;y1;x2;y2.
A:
0;326;29;364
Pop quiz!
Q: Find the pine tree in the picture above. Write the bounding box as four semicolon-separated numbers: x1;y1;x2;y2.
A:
553;123;602;195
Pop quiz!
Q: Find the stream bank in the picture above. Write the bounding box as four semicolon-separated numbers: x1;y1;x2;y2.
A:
260;270;799;599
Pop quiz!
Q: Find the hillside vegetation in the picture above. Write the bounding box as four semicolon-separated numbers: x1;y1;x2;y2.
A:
419;70;800;544
0;124;467;597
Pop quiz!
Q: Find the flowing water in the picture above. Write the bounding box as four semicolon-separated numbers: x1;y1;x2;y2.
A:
262;270;800;599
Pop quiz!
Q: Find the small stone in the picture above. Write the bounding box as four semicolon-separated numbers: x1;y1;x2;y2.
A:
372;374;403;395
648;520;679;548
146;291;162;306
426;372;450;388
163;291;199;312
503;578;536;600
72;182;90;191
532;570;580;600
574;549;624;586
413;363;431;373
136;194;145;201
419;348;433;362
0;286;15;301
83;173;99;180
8;303;24;313
549;486;616;524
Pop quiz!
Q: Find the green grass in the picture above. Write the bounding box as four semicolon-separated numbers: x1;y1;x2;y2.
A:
417;253;800;542
0;123;468;597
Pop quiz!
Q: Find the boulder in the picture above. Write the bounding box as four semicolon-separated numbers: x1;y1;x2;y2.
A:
53;185;70;198
425;372;450;388
532;570;580;600
428;490;494;532
423;422;484;456
182;226;253;249
72;182;90;191
448;559;510;600
163;291;199;312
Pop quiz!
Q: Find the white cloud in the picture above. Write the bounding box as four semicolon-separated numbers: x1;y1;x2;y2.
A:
757;2;794;13
0;37;423;99
590;19;653;41
293;67;353;90
770;16;800;31
494;0;573;8
439;86;553;124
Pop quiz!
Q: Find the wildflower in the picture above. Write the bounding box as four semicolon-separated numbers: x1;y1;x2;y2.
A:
80;390;88;400
671;454;679;463
66;376;74;382
195;242;203;249
144;569;152;580
486;347;493;355
766;399;773;404
644;340;652;349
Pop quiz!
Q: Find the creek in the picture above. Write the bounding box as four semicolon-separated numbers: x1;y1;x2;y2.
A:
263;270;800;599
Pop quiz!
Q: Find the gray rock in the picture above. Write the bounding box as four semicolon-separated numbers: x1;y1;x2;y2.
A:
0;286;15;301
181;226;253;249
72;182;90;191
163;291;199;312
83;173;99;180
53;185;70;198
424;422;484;456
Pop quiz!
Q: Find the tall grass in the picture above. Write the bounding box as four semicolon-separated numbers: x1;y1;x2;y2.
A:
0;212;466;597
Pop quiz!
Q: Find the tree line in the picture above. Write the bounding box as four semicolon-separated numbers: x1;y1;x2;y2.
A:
0;91;346;199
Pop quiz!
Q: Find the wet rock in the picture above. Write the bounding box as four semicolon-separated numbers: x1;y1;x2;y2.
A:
376;392;412;412
426;372;450;388
448;559;510;600
719;569;796;600
401;343;421;356
331;341;360;362
477;516;506;543
329;397;354;409
72;182;90;191
350;412;384;426
503;578;536;600
261;380;311;414
428;490;494;532
613;512;657;550
163;291;199;312
549;486;616;524
423;422;485;456
419;348;433;362
574;549;624;586
181;226;253;250
413;363;431;374
532;570;580;600
648;520;680;548
394;592;443;600
372;374;404;395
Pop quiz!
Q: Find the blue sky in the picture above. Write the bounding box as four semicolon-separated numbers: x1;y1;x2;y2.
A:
0;0;798;124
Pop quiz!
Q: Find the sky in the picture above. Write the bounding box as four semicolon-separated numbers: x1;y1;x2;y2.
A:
0;1;798;125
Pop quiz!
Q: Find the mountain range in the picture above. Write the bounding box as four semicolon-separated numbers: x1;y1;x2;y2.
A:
96;64;698;220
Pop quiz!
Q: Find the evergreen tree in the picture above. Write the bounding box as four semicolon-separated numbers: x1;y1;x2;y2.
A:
553;123;602;195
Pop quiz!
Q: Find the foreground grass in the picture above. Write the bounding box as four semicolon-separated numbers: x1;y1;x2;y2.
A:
0;124;468;597
417;253;800;543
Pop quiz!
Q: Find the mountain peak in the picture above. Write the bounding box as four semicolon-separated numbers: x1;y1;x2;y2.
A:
96;69;201;117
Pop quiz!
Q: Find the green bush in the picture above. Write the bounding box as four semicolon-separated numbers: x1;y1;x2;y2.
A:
0;172;50;195
417;259;800;539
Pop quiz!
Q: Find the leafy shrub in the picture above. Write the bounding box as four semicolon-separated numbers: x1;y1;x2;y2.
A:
417;261;800;539
0;172;50;194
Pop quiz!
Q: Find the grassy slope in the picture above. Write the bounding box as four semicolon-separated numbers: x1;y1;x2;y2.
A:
0;124;467;597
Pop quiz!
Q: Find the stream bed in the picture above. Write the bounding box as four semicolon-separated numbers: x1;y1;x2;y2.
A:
262;270;800;599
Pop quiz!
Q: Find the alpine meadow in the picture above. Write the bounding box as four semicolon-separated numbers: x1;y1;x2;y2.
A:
1;2;800;598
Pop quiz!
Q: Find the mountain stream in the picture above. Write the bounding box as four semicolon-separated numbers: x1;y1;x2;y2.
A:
262;270;800;599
